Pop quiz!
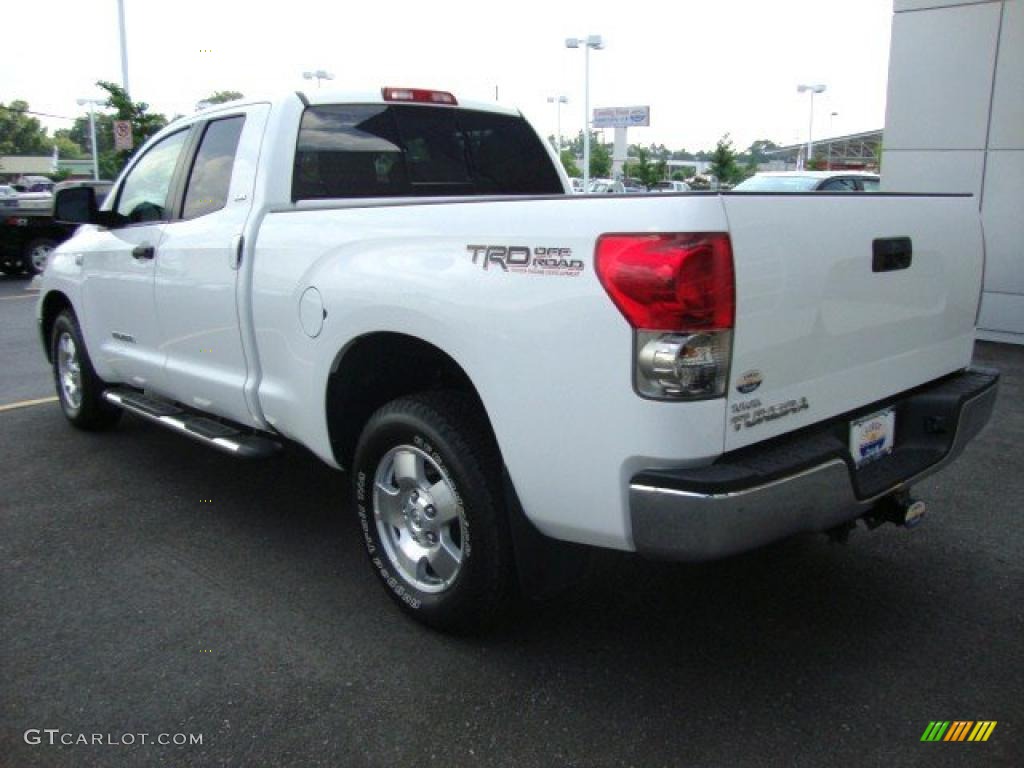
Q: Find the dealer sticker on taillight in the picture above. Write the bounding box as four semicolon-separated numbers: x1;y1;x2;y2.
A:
850;408;896;467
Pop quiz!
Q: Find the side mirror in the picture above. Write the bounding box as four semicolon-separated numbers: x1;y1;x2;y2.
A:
54;186;98;224
54;187;121;228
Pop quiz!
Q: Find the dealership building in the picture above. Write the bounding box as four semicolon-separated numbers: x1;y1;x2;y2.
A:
882;0;1022;343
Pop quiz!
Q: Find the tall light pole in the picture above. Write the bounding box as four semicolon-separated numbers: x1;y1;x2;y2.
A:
547;95;568;159
828;111;838;169
565;35;604;191
303;70;335;89
796;83;826;170
117;0;130;96
77;98;104;181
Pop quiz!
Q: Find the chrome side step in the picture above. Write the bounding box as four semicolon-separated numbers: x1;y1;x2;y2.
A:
103;388;281;459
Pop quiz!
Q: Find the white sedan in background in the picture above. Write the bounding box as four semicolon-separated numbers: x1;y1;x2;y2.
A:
734;171;880;192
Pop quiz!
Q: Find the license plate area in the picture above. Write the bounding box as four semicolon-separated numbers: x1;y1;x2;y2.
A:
850;408;896;468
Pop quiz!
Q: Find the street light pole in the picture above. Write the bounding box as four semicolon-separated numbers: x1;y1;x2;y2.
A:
117;0;131;96
77;98;103;181
797;83;826;170
547;95;568;158
566;35;604;191
303;70;335;89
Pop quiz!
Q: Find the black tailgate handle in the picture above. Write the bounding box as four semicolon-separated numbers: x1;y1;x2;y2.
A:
873;237;912;272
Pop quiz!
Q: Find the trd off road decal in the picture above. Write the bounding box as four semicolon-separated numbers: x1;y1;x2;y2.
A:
467;245;584;276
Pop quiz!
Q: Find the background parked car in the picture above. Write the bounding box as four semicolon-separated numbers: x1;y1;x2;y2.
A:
0;179;112;276
733;171;880;192
652;180;692;193
12;175;56;194
0;185;18;211
587;178;625;194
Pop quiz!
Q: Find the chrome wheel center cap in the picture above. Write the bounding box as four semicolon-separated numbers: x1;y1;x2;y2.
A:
405;494;433;539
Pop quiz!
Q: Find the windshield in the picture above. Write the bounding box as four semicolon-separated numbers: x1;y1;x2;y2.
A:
733;175;821;192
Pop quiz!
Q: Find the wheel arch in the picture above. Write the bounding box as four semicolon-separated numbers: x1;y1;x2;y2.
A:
39;289;74;362
325;331;495;471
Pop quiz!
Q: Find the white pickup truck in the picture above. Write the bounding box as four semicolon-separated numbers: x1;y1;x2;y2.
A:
40;87;998;631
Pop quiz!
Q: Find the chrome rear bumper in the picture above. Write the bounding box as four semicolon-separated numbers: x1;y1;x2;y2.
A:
629;367;999;561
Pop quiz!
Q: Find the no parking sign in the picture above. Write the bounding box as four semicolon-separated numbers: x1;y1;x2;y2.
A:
113;120;133;151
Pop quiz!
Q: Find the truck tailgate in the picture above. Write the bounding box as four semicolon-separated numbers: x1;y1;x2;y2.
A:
721;194;982;452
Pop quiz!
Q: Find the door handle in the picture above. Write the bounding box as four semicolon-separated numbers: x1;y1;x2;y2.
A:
230;234;244;270
872;237;912;272
132;244;155;261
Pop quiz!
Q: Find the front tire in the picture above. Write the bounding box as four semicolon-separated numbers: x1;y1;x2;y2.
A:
24;238;57;275
50;310;122;430
352;392;516;632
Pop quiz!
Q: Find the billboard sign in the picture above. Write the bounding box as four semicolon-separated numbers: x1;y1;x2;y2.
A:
592;106;650;128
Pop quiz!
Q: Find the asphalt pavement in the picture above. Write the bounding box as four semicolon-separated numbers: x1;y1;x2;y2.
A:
1;271;1021;767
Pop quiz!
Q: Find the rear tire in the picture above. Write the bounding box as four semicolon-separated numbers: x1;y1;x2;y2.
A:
352;391;517;633
50;309;122;430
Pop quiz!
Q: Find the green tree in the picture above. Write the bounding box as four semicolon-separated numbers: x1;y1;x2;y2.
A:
197;90;244;111
94;80;169;178
624;147;665;190
52;132;85;159
708;134;741;185
672;168;695;181
559;149;580;177
565;130;611;177
746;139;780;164
589;137;611;178
0;100;52;155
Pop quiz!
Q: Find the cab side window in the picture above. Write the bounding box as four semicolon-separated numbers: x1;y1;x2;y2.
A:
115;129;189;224
182;116;245;220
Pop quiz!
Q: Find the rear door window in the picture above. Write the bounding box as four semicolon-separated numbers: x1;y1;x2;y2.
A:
293;104;563;200
182;116;245;219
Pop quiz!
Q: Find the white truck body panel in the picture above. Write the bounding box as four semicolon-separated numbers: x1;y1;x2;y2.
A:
722;194;982;451
252;195;731;548
153;104;270;427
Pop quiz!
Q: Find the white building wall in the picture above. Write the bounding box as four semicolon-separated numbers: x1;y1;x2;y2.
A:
882;0;1024;343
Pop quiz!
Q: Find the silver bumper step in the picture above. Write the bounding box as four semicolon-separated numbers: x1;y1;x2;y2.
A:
103;388;282;459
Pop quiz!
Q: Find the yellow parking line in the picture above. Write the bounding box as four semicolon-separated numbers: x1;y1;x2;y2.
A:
0;396;58;413
0;293;38;301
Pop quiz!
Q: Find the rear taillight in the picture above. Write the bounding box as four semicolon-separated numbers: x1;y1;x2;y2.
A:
595;233;735;400
382;87;458;105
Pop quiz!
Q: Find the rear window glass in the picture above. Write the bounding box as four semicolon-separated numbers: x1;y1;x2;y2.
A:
293;104;563;200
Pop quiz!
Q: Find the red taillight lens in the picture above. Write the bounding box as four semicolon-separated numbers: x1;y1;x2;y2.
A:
382;87;458;105
595;233;734;331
